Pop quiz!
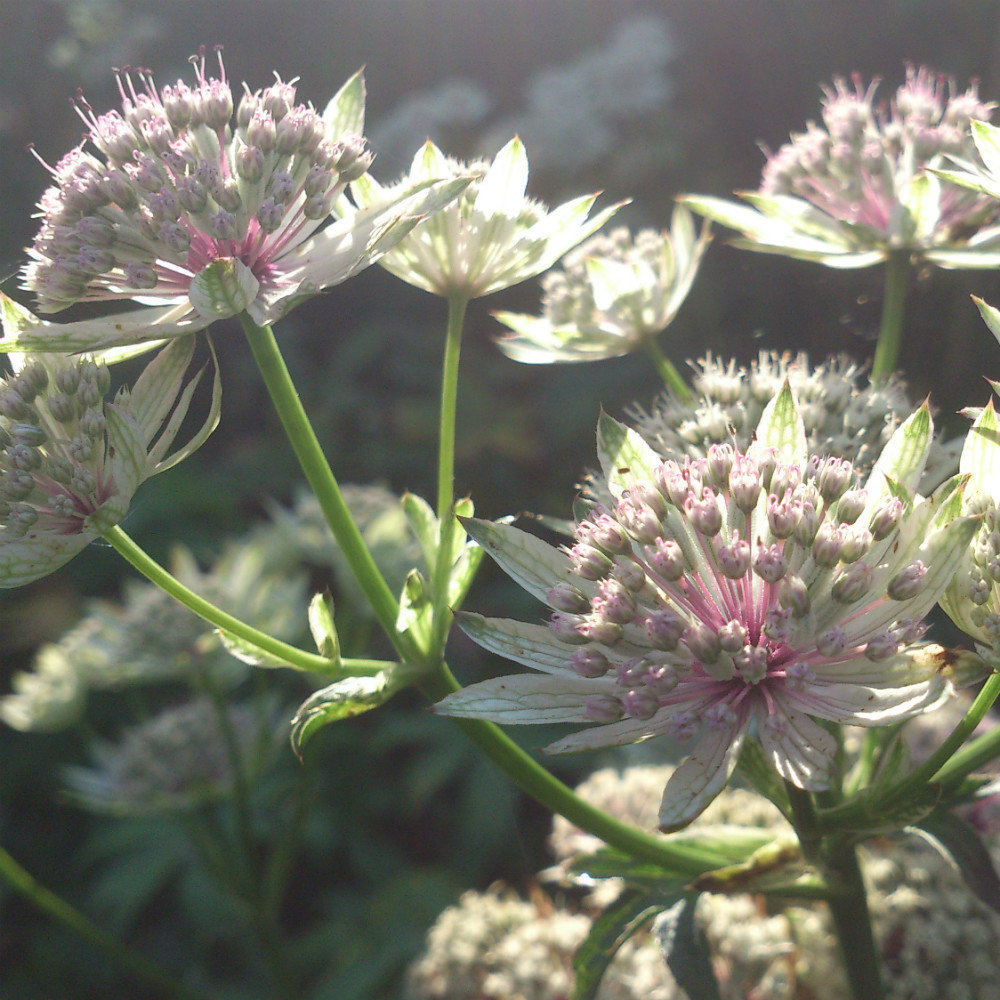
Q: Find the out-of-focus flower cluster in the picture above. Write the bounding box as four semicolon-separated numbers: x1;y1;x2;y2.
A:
685;66;1000;268
408;759;1000;1000
64;696;285;815
630;351;961;490
494;208;708;364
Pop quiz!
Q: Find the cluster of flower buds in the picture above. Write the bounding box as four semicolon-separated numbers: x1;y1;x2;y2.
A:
494;206;709;363
24;49;372;319
0;333;217;587
632;351;959;489
0;354;121;546
761;65;998;241
439;389;976;829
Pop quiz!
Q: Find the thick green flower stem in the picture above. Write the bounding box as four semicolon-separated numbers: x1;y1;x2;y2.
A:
643;336;692;401
238;312;419;665
418;666;729;877
785;782;884;1000
100;525;387;677
0;843;212;1000
869;249;911;384
432;294;470;638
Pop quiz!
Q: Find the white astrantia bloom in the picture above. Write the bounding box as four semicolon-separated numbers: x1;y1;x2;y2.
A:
436;383;978;830
494;205;709;363
4;50;470;355
683;66;1000;269
0;331;219;587
342;137;622;298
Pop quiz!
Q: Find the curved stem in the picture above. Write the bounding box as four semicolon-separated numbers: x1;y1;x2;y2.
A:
238;312;417;664
419;665;731;877
643;336;691;400
0;843;212;1000
100;526;373;676
870;249;911;384
784;782;883;1000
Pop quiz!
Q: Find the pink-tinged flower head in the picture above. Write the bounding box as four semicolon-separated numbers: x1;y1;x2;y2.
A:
8;49;469;355
683;66;1000;269
436;384;978;830
0;310;219;587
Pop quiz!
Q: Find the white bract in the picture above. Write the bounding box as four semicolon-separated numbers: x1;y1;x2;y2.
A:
0;308;219;587
437;383;977;830
6;52;469;355
343;137;621;298
683;66;1000;269
495;206;709;363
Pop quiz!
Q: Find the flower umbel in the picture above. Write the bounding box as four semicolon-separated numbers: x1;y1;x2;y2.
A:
684;66;1000;268
493;205;709;364
9;49;469;354
0;328;219;586
343;137;621;298
437;384;976;829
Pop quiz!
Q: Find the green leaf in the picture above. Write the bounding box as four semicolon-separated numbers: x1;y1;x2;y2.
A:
866;401;932;500
974;296;1000;351
322;67;366;136
402;492;439;566
961;397;1000;499
308;591;341;662
748;380;807;466
290;672;396;757
572;885;684;1000
595;412;663;496
867;731;910;798
216;628;301;669
736;740;791;816
654;897;722;1000
910;810;1000;913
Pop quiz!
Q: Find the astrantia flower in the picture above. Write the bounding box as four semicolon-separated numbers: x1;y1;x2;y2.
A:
6;50;469;354
683;66;1000;268
342;137;620;298
631;351;960;489
0;327;218;586
437;384;977;829
493;205;709;363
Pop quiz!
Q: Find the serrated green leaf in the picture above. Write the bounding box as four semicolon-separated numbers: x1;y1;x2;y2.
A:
572;886;684;1000
308;591;341;662
654;897;722;1000
290;672;396;757
910;810;1000;913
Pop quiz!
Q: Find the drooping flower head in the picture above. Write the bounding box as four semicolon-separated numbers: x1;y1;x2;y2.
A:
0;309;219;586
493;205;709;363
631;351;960;490
8;49;468;354
684;66;1000;268
342;137;621;298
437;385;977;830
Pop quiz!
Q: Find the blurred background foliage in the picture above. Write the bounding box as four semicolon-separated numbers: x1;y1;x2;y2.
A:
4;1;1000;997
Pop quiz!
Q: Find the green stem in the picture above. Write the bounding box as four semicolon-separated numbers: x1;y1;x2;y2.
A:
238;312;416;663
100;526;374;676
818;672;1000;830
0;844;212;1000
432;295;470;641
869;249;911;384
420;665;730;877
784;782;883;1000
643;336;691;400
882;671;1000;807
